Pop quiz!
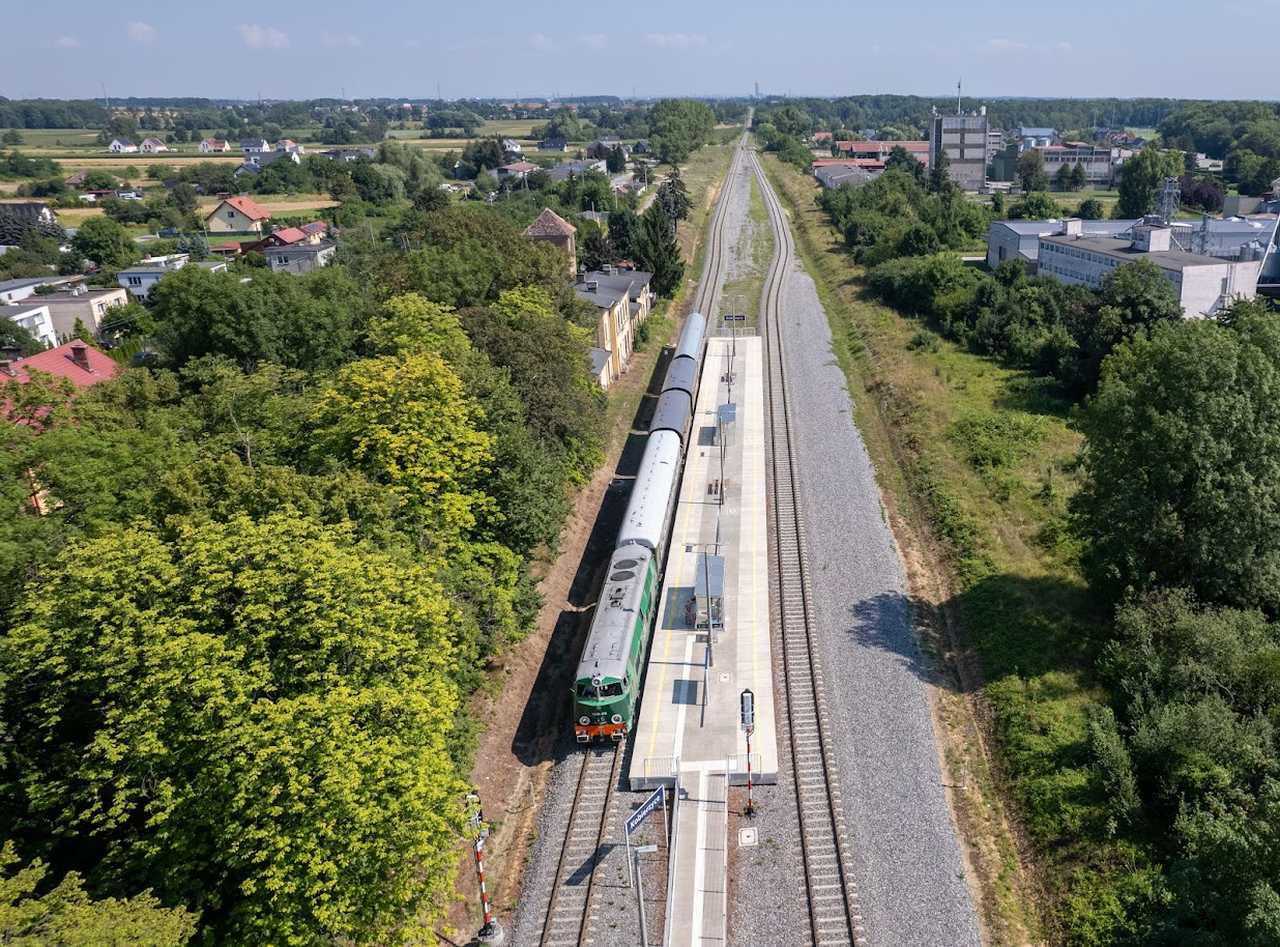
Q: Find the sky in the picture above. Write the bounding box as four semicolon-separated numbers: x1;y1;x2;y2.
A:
2;0;1276;102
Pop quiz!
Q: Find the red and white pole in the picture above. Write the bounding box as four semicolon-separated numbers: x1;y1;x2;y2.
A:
469;795;505;944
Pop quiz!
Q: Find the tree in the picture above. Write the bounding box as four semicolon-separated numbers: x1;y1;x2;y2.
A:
1070;162;1087;190
1009;192;1062;220
1017;149;1049;192
70;216;140;269
927;147;953;194
1;513;468;944
1;129;23;146
1053;162;1074;192
1077;197;1105;220
885;146;925;185
634;203;684;296
0;842;197;946
1073;308;1280;609
605;145;626;174
168;182;198;216
656;169;693;223
607;208;641;261
309;353;493;542
648;99;716;164
1117;147;1184;218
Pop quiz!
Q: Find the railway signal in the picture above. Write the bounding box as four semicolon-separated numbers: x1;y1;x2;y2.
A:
466;792;504;944
741;689;756;817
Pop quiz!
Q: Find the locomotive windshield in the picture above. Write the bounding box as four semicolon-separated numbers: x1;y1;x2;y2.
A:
576;680;623;699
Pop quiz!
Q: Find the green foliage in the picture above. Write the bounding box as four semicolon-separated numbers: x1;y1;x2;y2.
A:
1075;310;1280;609
656;169;693;223
70;216;140;269
149;264;368;372
648;99;716;164
1076;198;1105;220
635;203;684;296
0;842;197;946
1018;149;1050;192
1;513;468;944
1009;192;1064;220
1117;147;1184;218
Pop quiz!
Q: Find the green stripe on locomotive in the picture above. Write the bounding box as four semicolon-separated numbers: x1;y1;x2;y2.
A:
573;549;658;732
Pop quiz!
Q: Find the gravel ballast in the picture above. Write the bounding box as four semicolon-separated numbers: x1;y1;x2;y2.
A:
775;249;983;946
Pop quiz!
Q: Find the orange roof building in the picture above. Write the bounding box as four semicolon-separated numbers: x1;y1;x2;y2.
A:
204;195;273;235
523;208;577;277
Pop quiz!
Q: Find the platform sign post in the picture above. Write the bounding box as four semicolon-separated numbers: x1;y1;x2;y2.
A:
626;786;665;889
634;843;657;946
740;690;756;817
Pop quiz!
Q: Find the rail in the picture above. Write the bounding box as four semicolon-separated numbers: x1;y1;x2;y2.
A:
750;147;866;946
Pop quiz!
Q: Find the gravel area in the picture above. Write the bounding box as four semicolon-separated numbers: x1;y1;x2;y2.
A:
777;253;983;946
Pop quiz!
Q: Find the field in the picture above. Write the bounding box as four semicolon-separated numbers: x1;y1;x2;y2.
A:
765;153;1112;942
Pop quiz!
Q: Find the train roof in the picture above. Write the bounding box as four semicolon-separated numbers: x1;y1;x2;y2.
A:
674;311;706;361
618;429;682;552
576;545;654;681
662;356;698;397
650;388;692;438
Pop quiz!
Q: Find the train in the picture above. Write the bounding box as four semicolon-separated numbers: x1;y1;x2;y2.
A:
573;311;707;743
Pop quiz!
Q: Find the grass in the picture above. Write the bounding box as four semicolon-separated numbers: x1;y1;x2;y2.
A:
763;153;1122;943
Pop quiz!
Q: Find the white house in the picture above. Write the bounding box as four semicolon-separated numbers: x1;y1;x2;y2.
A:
108;139;138;153
139;137;169;154
240;138;270;155
116;253;190;301
275;139;305;154
199;138;230;153
502;138;523;154
4;302;58;349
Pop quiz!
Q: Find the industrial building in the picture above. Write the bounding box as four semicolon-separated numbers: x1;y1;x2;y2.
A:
1038;221;1262;317
927;110;989;191
1038;144;1115;187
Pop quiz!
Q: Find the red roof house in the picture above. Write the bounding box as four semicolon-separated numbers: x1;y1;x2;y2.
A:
3;340;120;389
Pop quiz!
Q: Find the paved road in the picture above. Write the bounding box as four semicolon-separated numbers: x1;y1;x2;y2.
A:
765;168;984;947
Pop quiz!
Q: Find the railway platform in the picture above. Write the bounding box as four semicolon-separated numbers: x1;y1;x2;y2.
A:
627;332;777;790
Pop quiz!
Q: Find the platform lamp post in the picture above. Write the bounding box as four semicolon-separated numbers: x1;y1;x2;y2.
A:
740;689;756;817
466;792;504;944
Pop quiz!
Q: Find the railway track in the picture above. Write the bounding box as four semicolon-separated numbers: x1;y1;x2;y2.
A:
751;147;867;946
532;131;751;947
536;742;624;947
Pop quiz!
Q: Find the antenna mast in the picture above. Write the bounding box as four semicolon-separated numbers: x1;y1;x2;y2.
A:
956;79;962;115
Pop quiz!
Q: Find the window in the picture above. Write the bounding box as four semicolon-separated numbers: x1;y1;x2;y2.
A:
127;276;142;286
227;210;234;219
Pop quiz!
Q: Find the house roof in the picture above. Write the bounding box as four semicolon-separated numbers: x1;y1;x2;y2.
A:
1039;233;1238;272
141;137;165;146
501;161;538;174
271;240;336;257
269;227;307;245
202;138;228;146
210;196;271;221
524;207;576;238
300;221;328;236
4;339;120;388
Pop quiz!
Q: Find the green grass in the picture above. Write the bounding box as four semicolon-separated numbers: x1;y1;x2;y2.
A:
763;153;1134;944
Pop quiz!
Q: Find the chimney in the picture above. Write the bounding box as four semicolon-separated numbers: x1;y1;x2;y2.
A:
0;360;14;377
70;343;90;371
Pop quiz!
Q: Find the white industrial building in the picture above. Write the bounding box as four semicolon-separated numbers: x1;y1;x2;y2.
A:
1038;221;1262;317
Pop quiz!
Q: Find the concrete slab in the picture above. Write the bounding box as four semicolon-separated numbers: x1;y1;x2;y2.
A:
665;769;728;947
629;334;777;791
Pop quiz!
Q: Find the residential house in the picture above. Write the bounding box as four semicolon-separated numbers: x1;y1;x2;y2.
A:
522;207;576;277
501;138;523;155
590;137;629;160
17;285;129;342
1;339;120;390
5;302;57;349
267;241;337;274
539;137;569;152
812;131;834;144
240;138;271;155
573;267;655;388
0;275;82;305
275;139;304;154
497;160;538;183
547;158;607;183
0;202;56;226
319;147;377;162
140;137;169;154
204;195;271;235
199;138;231;153
116;253;190;301
108;139;138;153
64;170;88;188
632;139;651;155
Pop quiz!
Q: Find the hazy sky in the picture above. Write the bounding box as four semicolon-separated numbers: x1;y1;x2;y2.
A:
2;0;1276;102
